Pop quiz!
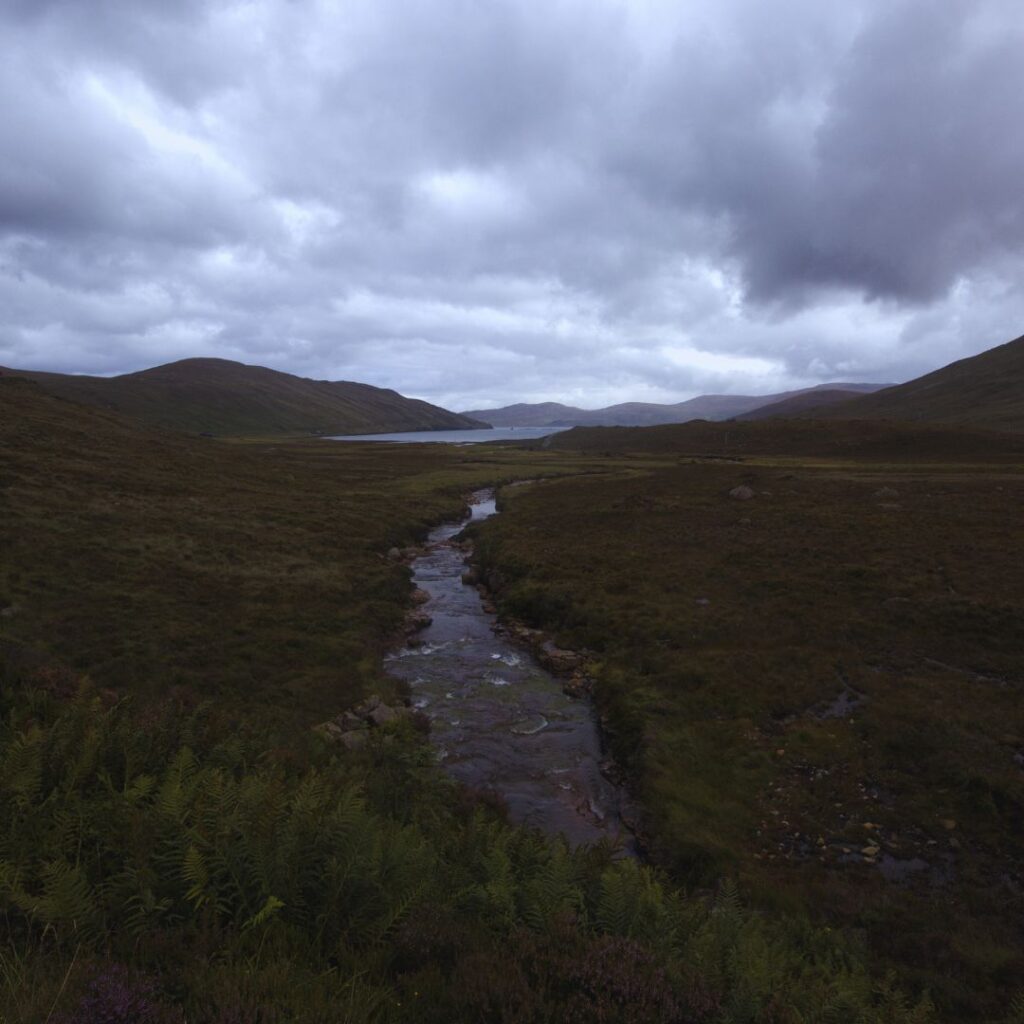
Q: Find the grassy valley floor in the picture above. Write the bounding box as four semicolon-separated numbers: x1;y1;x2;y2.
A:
0;377;603;729
0;379;1015;1021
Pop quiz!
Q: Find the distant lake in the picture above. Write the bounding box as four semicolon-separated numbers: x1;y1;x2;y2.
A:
324;426;571;444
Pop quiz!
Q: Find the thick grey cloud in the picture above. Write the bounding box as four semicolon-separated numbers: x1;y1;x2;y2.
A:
1;0;1022;408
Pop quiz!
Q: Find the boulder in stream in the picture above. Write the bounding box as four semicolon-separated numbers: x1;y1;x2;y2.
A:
540;642;583;675
407;610;433;633
368;703;412;727
562;673;591;699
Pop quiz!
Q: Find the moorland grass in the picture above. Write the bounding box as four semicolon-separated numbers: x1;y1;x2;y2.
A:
474;438;1024;1020
0;380;991;1020
0;377;599;729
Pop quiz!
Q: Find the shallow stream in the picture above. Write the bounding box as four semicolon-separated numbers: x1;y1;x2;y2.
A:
385;490;633;851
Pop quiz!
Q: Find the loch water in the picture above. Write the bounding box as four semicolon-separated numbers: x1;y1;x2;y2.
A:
326;426;570;444
385;491;633;851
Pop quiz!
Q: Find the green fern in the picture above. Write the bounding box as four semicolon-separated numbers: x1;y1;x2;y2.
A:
123;772;156;805
714;877;742;921
183;845;212;911
1;727;44;810
242;894;285;932
62;723;102;794
463;842;517;926
520;843;584;931
29;860;99;940
594;858;678;953
0;860;27;908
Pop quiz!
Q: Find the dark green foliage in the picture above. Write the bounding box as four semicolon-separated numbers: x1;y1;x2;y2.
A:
0;679;935;1023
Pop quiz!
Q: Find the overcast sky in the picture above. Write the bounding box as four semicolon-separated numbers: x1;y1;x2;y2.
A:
1;0;1022;410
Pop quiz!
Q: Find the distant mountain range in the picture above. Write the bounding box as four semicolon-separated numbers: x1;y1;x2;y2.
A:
0;358;486;437
526;331;1024;436
461;382;890;428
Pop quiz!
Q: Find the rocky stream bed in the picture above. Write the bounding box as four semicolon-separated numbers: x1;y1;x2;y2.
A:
380;490;636;851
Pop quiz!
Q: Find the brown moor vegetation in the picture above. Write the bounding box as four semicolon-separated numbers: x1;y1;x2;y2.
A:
1;372;1020;1021
473;421;1024;1019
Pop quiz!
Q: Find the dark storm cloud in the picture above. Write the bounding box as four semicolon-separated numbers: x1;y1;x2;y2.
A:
760;1;1024;302
0;0;1021;405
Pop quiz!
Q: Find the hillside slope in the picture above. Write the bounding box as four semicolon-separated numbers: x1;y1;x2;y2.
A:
0;357;486;436
0;374;523;716
737;388;865;420
811;333;1024;432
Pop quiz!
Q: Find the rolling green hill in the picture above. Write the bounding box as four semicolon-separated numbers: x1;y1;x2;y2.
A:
808;332;1024;432
0;357;487;436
